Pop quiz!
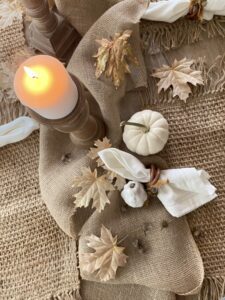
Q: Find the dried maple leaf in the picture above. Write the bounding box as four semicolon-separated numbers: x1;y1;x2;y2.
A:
152;58;204;102
88;137;112;167
94;30;139;89
73;167;115;212
87;137;125;191
80;225;128;282
0;0;23;29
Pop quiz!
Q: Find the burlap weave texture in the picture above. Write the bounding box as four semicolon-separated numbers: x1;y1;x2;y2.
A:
0;132;81;300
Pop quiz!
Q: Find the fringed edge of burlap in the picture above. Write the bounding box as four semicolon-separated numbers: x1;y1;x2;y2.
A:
140;54;225;107
0;99;27;125
51;289;82;300
198;276;225;300
140;16;225;55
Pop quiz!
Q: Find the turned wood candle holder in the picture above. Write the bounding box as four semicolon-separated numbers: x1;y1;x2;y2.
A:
22;0;81;63
27;75;106;147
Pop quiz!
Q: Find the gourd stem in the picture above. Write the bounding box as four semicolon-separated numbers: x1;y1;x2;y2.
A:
120;121;149;132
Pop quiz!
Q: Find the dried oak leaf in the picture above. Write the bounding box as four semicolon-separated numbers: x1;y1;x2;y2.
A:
152;58;204;102
80;225;128;282
0;0;23;29
94;30;139;89
88;137;112;167
73;167;115;212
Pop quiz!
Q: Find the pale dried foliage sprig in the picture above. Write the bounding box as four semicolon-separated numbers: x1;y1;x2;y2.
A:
94;30;139;89
73;137;126;212
152;58;204;102
0;0;23;29
80;225;128;282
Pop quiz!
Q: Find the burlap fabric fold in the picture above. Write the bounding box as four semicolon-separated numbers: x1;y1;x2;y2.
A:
40;0;204;299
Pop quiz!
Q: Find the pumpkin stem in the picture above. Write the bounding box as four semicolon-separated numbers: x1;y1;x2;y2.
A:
120;121;149;133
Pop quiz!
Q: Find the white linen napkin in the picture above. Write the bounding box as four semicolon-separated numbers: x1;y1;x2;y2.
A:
99;148;150;182
142;0;225;23
0;116;39;147
99;148;217;217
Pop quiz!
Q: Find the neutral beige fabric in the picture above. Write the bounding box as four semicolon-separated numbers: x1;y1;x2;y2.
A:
0;132;81;300
81;281;176;300
40;1;204;299
79;192;204;294
55;0;120;36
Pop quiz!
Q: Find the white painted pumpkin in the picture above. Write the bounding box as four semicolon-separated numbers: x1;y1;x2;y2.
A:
121;181;147;208
122;110;169;156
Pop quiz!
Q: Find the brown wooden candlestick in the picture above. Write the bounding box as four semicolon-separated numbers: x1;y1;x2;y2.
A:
22;0;81;63
27;75;106;147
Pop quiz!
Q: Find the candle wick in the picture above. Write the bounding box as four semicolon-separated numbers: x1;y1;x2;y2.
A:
24;66;39;79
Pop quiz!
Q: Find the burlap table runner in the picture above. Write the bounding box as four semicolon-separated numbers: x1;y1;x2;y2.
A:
40;0;204;299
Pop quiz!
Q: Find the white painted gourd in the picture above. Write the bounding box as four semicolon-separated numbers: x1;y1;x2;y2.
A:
122;110;169;156
121;181;147;208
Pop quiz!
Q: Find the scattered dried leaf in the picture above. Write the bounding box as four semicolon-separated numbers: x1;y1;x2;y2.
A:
73;167;115;212
0;0;23;29
152;58;204;102
88;137;112;167
94;30;139;89
80;225;128;282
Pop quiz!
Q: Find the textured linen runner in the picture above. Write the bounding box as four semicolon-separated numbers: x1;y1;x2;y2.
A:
40;0;204;299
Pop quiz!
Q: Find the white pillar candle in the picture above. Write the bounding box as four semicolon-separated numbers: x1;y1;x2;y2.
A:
14;55;78;119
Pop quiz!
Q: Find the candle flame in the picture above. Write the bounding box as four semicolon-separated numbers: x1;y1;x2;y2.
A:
24;66;39;79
